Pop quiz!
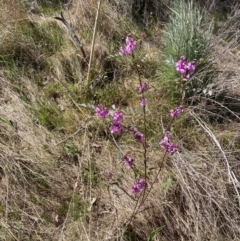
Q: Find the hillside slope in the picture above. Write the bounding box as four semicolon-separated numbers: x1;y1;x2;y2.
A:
1;1;240;240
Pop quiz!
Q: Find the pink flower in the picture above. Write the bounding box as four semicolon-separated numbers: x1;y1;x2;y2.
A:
186;61;197;76
135;132;144;142
130;127;145;142
110;121;124;134
123;155;134;169
113;109;123;122
176;56;197;79
176;56;187;75
160;131;178;155
119;47;129;56
120;34;137;56
107;172;113;179
140;98;147;106
95;104;109;118
131;179;146;194
170;106;183;118
138;82;147;94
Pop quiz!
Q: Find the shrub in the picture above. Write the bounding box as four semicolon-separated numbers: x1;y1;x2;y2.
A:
157;0;214;100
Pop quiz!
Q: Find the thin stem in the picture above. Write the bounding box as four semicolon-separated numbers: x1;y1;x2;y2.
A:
178;76;184;106
118;186;136;201
142;152;167;204
86;0;102;88
125;152;167;226
124;57;148;226
124;187;145;226
134;59;148;202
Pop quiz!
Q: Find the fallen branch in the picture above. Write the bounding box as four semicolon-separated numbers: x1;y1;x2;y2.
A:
54;11;87;59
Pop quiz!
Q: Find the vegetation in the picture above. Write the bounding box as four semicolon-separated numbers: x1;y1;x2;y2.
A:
0;0;240;240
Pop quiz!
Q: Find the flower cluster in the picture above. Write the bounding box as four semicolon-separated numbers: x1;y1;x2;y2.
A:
107;171;113;179
95;104;109;118
176;56;196;79
138;82;147;94
120;34;137;56
95;105;124;134
131;179;146;194
170;105;183;118
140;97;147;106
138;82;148;106
160;131;178;155
113;109;123;122
123;155;134;169
110;109;124;135
110;121;124;134
129;126;145;142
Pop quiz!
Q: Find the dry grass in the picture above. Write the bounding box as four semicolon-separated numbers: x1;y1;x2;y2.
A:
1;1;240;241
209;6;240;97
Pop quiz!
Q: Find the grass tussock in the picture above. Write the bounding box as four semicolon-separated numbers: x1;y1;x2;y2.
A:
1;0;240;240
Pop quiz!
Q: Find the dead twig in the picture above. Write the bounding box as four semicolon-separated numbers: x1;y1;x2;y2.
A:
86;0;102;88
54;11;87;59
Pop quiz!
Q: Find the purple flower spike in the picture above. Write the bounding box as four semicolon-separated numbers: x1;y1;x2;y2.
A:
135;131;145;142
160;131;178;155
131;179;146;194
130;127;145;142
187;60;197;76
95;104;109;118
176;56;197;79
170;106;183;118
120;47;129;56
123;155;134;169
176;56;187;75
110;121;124;135
107;172;113;179
120;34;137;56
138;82;147;93
140;98;147;106
113;109;123;122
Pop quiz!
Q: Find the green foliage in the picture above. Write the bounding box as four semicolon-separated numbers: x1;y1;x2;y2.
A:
57;200;69;216
61;57;81;83
41;211;53;223
44;82;63;99
160;175;175;190
36;101;65;131
16;21;64;56
163;0;212;63
123;225;141;241
0;203;3;213
157;0;215;100
82;166;99;186
61;143;82;165
38;0;67;13
56;195;89;222
62;143;81;156
0;21;64;67
148;226;164;241
0;20;64;88
94;84;121;106
69;195;88;221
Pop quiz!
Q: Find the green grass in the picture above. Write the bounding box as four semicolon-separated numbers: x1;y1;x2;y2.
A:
157;0;214;100
0;19;64;89
37;0;64;14
36;101;65;131
163;0;212;62
69;195;88;221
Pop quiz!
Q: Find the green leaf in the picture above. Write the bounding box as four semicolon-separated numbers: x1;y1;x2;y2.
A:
147;226;164;241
